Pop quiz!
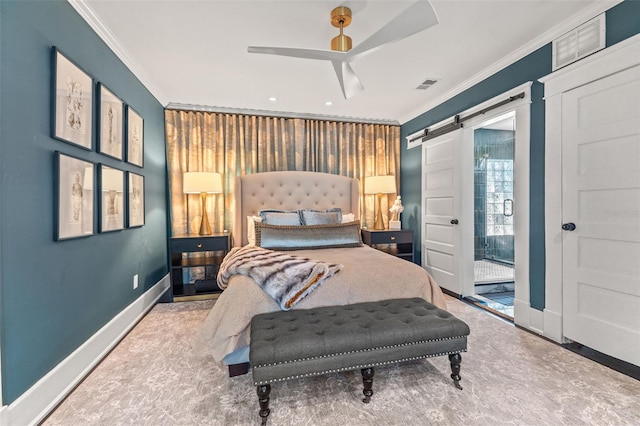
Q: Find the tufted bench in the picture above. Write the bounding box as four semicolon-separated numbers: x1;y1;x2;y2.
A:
249;297;471;424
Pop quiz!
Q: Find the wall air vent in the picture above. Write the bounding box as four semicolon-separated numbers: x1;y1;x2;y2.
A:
416;78;438;90
552;14;605;71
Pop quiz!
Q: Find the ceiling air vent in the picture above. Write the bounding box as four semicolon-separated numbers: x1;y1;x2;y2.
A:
416;78;438;90
552;14;605;71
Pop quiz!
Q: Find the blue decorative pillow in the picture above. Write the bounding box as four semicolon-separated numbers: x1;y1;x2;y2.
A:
255;220;363;250
259;209;302;226
299;208;342;225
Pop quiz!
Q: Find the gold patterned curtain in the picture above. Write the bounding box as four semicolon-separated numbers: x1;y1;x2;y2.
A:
165;110;400;235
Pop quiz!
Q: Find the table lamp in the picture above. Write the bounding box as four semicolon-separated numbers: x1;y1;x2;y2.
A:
364;175;396;230
183;172;223;235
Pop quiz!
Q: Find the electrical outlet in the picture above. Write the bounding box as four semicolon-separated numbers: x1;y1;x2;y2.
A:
133;274;139;289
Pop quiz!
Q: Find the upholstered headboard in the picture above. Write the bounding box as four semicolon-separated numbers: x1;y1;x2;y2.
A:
232;171;360;247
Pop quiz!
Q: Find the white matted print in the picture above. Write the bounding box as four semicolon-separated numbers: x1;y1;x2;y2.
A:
53;48;93;149
100;165;125;232
126;106;144;167
127;172;145;227
56;152;94;240
98;84;124;160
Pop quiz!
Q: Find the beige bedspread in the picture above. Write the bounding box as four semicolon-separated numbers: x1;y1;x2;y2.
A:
194;245;446;362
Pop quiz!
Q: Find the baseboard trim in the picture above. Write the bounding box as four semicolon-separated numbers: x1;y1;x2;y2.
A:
2;274;170;426
513;298;530;328
562;342;640;380
514;304;565;344
513;300;550;338
542;308;563;343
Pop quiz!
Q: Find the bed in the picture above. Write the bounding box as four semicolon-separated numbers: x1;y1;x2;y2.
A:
193;171;446;371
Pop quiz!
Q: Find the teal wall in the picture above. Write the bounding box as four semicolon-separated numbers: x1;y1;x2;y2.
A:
0;1;168;404
400;0;640;310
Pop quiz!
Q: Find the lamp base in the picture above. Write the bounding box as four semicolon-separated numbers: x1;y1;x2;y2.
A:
374;193;385;230
199;192;212;235
389;220;401;230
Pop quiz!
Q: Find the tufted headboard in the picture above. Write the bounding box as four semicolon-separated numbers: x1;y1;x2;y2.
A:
232;171;360;247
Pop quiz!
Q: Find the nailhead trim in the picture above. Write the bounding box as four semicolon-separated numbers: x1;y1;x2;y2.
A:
254;335;467;368
252;349;467;386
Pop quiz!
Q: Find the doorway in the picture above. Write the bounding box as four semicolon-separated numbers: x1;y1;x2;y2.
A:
418;82;531;327
470;113;515;319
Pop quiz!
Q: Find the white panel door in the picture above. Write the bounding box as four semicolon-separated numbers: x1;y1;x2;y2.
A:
422;131;463;294
562;64;640;366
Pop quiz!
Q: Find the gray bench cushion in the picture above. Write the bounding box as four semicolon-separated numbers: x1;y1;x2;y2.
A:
250;298;470;385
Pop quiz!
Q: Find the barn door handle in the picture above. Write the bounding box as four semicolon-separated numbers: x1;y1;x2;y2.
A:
561;222;576;231
450;219;459;225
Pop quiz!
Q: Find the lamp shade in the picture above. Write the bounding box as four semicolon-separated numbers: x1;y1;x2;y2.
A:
364;175;396;194
102;168;123;192
183;172;223;194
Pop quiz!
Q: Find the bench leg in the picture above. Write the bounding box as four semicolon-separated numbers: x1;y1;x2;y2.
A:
361;367;375;403
448;353;463;390
256;384;271;425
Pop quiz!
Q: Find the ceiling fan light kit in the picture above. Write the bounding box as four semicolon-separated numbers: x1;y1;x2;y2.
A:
248;1;439;99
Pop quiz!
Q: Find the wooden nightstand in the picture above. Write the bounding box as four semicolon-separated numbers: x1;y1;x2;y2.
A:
169;233;230;302
361;229;414;262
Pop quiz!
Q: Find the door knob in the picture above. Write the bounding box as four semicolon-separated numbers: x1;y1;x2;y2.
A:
450;219;459;225
561;222;576;231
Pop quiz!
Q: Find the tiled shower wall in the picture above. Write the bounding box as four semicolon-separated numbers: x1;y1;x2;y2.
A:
474;128;515;263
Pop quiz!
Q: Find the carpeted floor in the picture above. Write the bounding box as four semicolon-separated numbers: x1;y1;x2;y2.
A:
42;296;640;426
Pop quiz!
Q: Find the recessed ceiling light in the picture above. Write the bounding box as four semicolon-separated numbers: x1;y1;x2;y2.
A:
325;101;333;106
268;97;277;102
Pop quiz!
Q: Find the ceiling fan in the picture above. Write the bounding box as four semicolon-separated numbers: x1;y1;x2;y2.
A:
247;1;439;99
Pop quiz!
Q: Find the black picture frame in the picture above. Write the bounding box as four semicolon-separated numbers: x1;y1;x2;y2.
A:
126;106;144;167
127;171;145;228
52;47;93;150
99;164;125;232
98;83;124;160
55;151;94;240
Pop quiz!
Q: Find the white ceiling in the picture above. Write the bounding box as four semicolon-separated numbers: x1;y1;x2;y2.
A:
74;0;618;124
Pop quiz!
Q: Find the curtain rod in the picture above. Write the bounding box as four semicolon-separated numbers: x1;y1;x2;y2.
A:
409;92;525;143
165;103;400;126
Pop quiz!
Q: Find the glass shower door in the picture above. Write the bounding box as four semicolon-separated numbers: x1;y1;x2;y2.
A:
485;159;514;264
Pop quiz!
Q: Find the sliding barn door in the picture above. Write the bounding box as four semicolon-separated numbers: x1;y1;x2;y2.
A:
562;64;640;366
421;131;464;294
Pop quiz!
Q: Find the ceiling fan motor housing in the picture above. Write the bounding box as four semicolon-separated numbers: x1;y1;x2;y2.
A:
330;6;352;52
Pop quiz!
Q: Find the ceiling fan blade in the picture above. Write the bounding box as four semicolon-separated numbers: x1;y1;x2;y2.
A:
348;0;439;60
248;46;344;61
331;60;364;99
249;46;363;99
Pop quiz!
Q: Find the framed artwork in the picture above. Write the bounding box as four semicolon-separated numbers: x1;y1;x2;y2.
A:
52;47;93;150
98;84;124;160
99;165;125;232
127;172;145;227
126;106;144;167
55;152;94;240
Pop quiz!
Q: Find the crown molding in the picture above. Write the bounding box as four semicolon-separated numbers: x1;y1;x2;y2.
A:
166;103;400;126
67;0;169;106
398;0;623;124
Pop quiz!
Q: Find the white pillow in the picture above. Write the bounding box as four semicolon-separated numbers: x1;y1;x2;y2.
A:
247;215;263;246
341;213;355;223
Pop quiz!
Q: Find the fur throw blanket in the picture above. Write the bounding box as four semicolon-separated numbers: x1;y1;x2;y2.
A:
217;246;342;310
